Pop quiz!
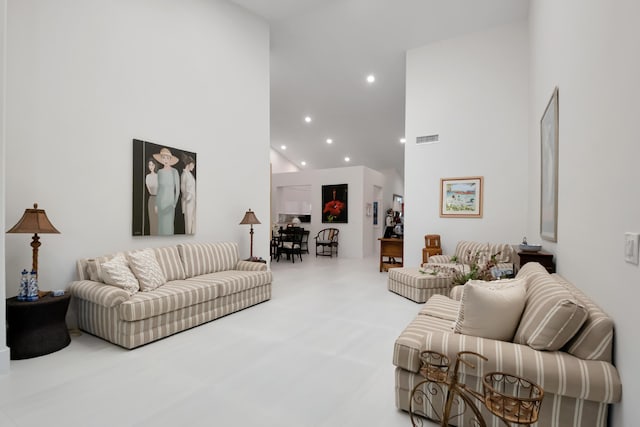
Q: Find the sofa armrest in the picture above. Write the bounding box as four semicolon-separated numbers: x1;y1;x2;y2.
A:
68;280;130;308
235;260;268;271
449;285;464;301
427;255;453;264
416;330;621;404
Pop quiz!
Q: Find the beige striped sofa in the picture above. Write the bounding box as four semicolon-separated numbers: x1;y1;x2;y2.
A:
393;262;622;427
427;240;517;276
69;242;271;349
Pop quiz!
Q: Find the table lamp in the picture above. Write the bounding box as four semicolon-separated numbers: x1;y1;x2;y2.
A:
7;203;60;277
239;209;261;260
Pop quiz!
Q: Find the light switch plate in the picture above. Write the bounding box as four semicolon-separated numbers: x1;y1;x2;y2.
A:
624;232;639;265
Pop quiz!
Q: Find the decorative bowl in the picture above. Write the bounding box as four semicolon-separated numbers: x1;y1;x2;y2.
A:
519;244;542;252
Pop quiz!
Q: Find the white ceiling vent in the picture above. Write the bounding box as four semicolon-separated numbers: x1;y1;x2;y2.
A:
416;134;440;144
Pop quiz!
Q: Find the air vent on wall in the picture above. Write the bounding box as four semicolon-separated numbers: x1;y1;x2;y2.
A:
416;134;440;144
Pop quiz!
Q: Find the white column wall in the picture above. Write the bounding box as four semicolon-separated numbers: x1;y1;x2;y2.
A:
0;0;9;374
528;1;640;425
4;0;270;296
404;21;529;266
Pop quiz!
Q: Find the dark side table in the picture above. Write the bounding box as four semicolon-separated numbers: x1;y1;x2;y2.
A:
6;293;71;360
518;250;556;273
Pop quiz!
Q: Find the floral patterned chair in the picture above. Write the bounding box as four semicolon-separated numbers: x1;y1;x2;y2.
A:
314;228;339;257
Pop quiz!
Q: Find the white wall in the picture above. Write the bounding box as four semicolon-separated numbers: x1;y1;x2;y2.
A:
0;0;9;374
270;148;299;174
4;0;270;298
363;167;387;256
404;22;529;266
528;1;640;425
380;167;404;214
272;166;385;258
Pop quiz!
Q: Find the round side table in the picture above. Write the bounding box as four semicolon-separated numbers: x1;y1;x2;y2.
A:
6;293;71;360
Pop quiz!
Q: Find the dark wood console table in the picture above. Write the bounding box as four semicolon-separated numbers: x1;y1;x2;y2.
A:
379;238;403;272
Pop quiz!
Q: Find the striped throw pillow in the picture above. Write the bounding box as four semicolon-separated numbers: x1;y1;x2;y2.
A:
178;242;239;277
552;274;614;362
153;246;187;281
514;274;588;351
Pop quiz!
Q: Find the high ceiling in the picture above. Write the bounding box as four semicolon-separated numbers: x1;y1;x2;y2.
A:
231;0;529;175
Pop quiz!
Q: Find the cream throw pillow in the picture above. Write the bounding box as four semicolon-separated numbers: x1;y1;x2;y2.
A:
128;249;166;292
100;254;139;295
87;253;121;282
454;278;526;341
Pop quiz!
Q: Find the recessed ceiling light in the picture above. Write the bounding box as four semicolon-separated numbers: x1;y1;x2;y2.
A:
400;138;406;143
326;138;333;144
304;116;312;123
366;74;375;84
301;161;306;166
344;157;350;162
280;145;286;150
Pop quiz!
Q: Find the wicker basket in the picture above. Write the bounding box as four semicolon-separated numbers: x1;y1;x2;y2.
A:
418;351;450;383
483;372;544;424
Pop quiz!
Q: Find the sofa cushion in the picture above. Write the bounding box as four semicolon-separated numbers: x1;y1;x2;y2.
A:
100;254;140;295
419;294;459;321
119;280;220;321
178;242;239;277
513;273;588;351
186;269;272;298
454;278;526;341
153;246;187;281
128;249;167;292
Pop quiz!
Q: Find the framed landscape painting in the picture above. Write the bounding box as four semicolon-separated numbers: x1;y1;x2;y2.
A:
440;176;483;218
322;184;348;223
540;87;559;242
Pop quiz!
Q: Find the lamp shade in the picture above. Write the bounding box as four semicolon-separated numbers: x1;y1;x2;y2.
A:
239;209;261;225
7;203;60;234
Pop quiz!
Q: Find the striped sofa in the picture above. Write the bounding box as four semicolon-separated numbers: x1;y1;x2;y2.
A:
69;242;271;349
393;262;622;427
427;240;516;276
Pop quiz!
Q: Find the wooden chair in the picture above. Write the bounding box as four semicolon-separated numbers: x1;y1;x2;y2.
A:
315;228;339;257
422;234;442;263
300;230;310;254
276;227;304;263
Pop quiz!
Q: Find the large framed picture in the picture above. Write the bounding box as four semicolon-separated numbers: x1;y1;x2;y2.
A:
132;139;197;236
440;176;483;218
540;87;559;242
322;184;348;223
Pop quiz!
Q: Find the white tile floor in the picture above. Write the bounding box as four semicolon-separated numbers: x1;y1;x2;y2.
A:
0;255;438;427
